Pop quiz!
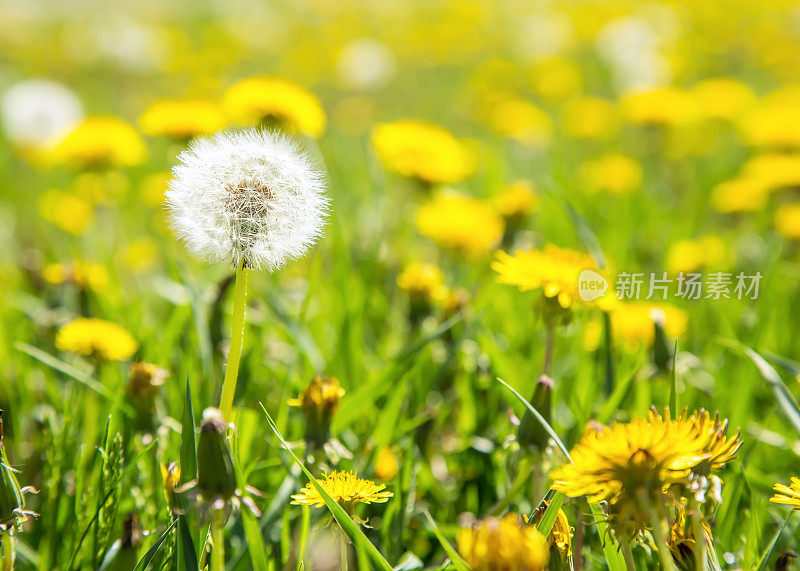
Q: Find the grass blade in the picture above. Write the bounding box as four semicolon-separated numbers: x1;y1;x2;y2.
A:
260;404;394;571
176;515;199;571
132;518;179;571
670;339;679;413
535;491;565;536
242;509;269;571
180;376;198;482
15;342;108;397
422;510;469;571
755;512;792;571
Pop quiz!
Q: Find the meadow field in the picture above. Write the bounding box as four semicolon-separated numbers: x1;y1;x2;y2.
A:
2;0;800;569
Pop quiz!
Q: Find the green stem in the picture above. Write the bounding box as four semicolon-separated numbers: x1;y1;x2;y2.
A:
643;492;678;571
211;524;225;571
621;539;635;571
219;265;249;420
690;497;707;571
340;531;349;571
1;531;16;571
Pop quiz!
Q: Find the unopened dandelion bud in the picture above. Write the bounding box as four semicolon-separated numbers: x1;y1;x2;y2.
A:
197;408;237;500
127;362;168;432
517;375;553;452
291;375;345;450
652;312;672;372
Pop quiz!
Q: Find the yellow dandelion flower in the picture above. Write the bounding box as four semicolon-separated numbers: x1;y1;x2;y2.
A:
742;153;800;192
492;245;600;309
669;500;714;569
139;99;226;141
457;514;548;571
289;374;345;449
290;471;393;510
606;301;688;350
622;86;698;127
223;77;326;138
38;189;94;235
562;96;618;140
529;57;583;101
492;180;539;220
666;236;727;275
486;96;552;147
375;448;399;481
416;192;504;256
50;116;146;169
774;203;800;240
55;318;138;361
581;153;642;195
549;414;712;538
710;177;769;214
771;477;800;509
42;261;109;291
740;100;800;149
397;262;445;304
371;120;474;184
692;78;756;122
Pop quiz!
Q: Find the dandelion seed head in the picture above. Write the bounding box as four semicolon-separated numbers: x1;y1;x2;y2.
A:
166;129;329;271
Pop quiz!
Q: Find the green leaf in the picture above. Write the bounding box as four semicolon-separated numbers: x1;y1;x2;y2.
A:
242;508;269;571
755;512;792;571
132;518;179;571
596;362;644;425
422;511;470;571
670;339;679;413
180;376;198;482
535;491;565;536
260;404;394;571
176;515;199;571
15;342;108;397
722;340;800;435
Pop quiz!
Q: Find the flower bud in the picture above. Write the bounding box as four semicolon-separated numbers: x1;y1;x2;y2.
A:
517;375;553;452
127;362;168;432
197;408;237;501
291;375;345;450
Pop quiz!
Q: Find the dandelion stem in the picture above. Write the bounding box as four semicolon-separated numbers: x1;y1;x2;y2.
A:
690;497;707;571
211;524;225;571
621;540;635;571
643;492;678;571
542;325;555;376
1;531;15;571
219;264;249;420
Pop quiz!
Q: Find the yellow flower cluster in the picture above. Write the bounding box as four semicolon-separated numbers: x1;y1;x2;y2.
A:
580;153;642;195
55;317;138;361
396;262;445;304
50;116;146;169
492;180;539;220
42;261;109;291
139;99;226;141
457;514;548;571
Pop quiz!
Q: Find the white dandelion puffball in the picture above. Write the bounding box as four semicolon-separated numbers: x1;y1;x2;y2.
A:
166;129;329;271
1;79;84;148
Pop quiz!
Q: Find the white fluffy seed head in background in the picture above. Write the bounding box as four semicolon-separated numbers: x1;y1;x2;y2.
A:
166;129;329;271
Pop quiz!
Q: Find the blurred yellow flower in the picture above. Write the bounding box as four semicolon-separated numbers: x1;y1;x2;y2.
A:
710;177;768;214
692;78;756;122
457;514;548;571
622;86;698;127
529;57;583;101
416;192;504;256
561;96;618;140
607;301;688;349
581;153;642;195
140;99;226;141
529;505;573;559
493;244;599;309
42;261;109;291
223;77;326;138
122;237;159;273
375;448;399;481
742;153;800;192
371;120;474;184
397;262;445;304
492;180;539;220
56;317;138;361
774;203;800;240
487;96;552;147
666;236;727;274
771;477;800;510
38;189;94;235
740;100;800;149
50;116;146;169
290;470;393;510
